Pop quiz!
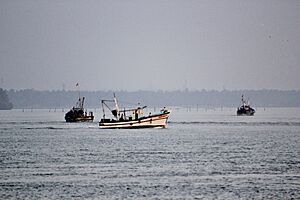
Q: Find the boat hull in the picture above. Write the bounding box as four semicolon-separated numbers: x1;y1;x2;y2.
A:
237;112;255;116
99;112;170;129
65;107;94;122
237;108;255;116
65;116;94;122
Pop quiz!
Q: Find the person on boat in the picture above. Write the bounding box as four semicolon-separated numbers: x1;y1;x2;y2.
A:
134;109;138;120
120;114;124;121
161;107;167;113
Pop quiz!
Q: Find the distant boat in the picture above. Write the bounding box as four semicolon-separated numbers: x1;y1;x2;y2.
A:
237;95;255;116
99;94;171;129
65;97;94;122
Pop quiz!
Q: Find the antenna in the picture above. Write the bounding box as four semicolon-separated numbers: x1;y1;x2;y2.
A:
62;83;65;91
184;79;188;91
76;83;80;99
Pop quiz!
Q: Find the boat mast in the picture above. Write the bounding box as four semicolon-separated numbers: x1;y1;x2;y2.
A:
81;97;85;109
113;93;120;119
101;98;118;119
101;100;106;119
241;94;246;106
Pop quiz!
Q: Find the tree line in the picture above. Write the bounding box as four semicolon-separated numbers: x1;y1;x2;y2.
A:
6;89;300;109
0;88;13;110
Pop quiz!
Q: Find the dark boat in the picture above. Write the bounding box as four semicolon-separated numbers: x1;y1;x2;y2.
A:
65;97;94;122
99;94;171;129
237;95;255;116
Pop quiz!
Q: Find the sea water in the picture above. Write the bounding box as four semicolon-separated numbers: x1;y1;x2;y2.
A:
0;108;299;199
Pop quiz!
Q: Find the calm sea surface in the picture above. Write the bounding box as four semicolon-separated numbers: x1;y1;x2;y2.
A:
0;108;300;199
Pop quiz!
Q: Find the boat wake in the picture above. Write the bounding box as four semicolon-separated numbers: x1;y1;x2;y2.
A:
169;121;300;126
21;127;65;130
0;121;65;125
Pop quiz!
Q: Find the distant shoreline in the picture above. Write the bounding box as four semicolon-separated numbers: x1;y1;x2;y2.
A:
0;88;13;110
6;89;300;109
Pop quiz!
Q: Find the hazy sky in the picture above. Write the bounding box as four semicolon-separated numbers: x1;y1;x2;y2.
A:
1;0;299;91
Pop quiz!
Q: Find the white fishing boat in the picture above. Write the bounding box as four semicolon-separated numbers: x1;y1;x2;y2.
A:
99;94;171;129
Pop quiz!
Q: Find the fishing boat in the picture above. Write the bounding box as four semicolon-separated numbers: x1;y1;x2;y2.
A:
237;95;255;116
99;94;171;129
65;96;94;122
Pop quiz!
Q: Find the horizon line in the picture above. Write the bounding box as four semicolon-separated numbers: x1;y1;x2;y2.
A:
3;88;300;93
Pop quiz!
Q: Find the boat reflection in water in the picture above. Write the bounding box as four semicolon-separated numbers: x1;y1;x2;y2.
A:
99;94;170;129
237;95;255;116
